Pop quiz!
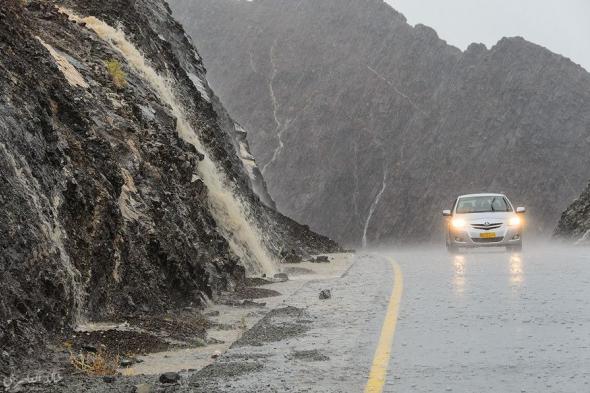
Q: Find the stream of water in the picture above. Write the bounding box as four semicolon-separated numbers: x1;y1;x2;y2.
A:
61;9;278;276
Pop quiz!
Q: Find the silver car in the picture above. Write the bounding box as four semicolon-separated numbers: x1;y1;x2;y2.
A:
443;193;525;253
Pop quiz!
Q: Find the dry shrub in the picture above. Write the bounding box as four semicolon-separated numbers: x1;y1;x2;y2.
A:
69;348;120;376
105;59;127;88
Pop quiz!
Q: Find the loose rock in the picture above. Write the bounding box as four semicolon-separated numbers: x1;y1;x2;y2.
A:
120;357;139;368
159;372;181;384
242;300;266;308
82;344;97;353
319;289;331;300
273;273;289;282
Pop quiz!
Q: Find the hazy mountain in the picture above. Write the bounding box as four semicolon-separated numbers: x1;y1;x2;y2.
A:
171;0;590;246
0;0;338;371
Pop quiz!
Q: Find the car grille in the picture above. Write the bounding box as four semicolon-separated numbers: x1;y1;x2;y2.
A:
472;236;504;243
471;223;502;230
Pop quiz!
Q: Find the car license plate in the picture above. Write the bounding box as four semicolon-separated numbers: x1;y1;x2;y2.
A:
480;232;496;238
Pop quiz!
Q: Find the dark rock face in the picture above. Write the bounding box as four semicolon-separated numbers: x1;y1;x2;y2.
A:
171;0;590;246
554;183;590;243
210;93;276;210
0;0;338;374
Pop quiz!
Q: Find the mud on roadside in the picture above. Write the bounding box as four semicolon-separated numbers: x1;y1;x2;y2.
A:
6;254;354;392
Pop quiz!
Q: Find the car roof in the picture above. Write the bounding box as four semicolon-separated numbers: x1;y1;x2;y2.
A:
458;193;507;198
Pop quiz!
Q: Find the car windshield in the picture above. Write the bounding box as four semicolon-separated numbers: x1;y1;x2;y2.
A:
455;196;512;214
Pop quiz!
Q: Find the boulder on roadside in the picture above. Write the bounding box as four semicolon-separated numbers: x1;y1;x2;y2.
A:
120;356;141;368
319;289;331;300
273;273;289;282
159;372;180;384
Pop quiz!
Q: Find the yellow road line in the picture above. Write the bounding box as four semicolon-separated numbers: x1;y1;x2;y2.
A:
364;257;404;393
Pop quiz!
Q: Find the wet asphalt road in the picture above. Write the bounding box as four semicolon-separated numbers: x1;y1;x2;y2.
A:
190;243;590;393
184;254;390;392
390;244;590;393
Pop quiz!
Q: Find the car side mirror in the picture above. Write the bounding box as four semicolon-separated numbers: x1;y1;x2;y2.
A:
516;207;526;214
442;209;452;217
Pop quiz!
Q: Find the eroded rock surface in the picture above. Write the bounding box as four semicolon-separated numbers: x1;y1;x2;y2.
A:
0;0;339;375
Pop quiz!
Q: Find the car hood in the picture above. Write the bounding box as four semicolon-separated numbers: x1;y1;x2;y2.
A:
455;212;514;223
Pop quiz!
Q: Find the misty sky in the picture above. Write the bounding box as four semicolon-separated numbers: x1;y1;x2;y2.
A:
387;0;590;71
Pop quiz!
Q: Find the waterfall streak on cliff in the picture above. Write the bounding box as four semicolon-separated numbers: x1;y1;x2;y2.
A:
261;41;283;174
61;9;277;275
0;142;84;317
362;167;388;248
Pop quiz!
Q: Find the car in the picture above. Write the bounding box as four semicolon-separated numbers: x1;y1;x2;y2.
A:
443;193;525;253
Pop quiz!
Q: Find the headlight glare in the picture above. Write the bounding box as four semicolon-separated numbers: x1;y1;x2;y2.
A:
451;218;466;229
509;216;521;226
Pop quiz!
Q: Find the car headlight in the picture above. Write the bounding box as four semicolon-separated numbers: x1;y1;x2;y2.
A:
508;216;521;226
451;218;466;229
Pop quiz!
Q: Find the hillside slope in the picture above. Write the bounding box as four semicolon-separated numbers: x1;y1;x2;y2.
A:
171;0;590;245
0;0;338;373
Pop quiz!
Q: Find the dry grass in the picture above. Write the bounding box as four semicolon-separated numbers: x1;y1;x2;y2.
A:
69;348;120;376
239;315;247;331
105;59;127;89
237;315;248;339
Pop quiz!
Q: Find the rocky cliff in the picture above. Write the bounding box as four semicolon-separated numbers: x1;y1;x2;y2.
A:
554;183;590;243
171;0;590;246
0;0;338;374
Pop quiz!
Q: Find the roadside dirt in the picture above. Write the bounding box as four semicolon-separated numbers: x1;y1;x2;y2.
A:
232;306;311;348
232;286;281;299
68;329;172;357
10;253;353;392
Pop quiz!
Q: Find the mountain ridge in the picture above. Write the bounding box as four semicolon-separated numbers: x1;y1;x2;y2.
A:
171;0;590;245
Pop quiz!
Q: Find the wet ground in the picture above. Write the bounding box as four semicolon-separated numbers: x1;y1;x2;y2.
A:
181;244;590;393
390;244;590;392
12;245;590;392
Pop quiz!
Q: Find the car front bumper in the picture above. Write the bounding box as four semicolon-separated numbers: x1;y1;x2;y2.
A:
448;226;522;247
